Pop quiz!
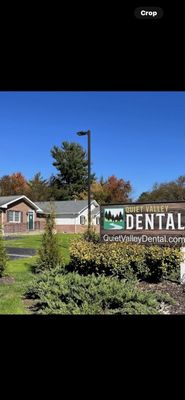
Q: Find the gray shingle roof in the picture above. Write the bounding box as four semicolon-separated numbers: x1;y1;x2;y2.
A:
0;196;99;215
35;200;99;215
0;195;25;207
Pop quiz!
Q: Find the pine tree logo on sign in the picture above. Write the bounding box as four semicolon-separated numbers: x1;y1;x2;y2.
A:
103;208;125;230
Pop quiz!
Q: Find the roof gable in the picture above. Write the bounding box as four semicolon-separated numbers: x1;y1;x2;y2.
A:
92;207;100;217
0;195;43;211
0;195;22;207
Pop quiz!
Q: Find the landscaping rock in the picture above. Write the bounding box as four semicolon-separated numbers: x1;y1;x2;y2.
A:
0;276;15;284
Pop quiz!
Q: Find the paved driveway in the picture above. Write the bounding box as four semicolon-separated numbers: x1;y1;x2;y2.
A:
5;247;37;259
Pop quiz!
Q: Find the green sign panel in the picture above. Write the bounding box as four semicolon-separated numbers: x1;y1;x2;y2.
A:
103;207;125;230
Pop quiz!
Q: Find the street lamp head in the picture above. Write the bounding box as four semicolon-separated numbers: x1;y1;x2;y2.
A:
76;131;88;136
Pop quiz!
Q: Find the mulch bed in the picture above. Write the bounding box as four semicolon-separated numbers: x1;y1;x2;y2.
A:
137;280;185;314
23;298;38;313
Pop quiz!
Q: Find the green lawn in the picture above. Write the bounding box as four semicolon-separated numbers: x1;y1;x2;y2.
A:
0;257;36;314
5;233;82;264
0;233;80;314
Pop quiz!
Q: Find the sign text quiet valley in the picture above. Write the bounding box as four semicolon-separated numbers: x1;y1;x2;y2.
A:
125;205;169;213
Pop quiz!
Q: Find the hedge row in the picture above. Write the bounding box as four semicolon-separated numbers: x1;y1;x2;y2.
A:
68;239;182;282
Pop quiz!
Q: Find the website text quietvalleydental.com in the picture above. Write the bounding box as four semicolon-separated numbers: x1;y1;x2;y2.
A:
102;234;185;244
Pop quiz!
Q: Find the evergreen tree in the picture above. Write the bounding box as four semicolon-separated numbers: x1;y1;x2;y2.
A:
119;211;123;221
28;172;50;201
46;174;63;201
51;141;96;200
34;209;63;273
115;213;119;222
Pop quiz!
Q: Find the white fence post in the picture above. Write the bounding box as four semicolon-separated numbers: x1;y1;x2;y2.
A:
180;247;185;284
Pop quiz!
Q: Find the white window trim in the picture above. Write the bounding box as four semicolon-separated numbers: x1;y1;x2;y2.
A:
96;216;100;225
80;215;86;225
8;211;21;223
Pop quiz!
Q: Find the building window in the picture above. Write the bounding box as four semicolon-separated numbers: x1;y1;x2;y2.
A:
8;211;14;222
14;211;20;222
80;215;85;225
8;211;21;223
96;217;100;225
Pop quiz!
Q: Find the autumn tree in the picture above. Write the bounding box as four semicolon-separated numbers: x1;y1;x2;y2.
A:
0;172;29;196
0;175;12;196
11;172;30;194
103;175;132;203
80;175;132;204
91;180;108;204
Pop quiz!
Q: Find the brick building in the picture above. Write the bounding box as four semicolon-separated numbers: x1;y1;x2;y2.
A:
0;195;46;235
0;196;100;235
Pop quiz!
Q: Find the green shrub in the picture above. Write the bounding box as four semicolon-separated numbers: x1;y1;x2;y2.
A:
26;271;175;314
34;211;63;273
27;265;68;298
83;228;101;243
0;225;8;277
144;246;181;282
68;239;182;282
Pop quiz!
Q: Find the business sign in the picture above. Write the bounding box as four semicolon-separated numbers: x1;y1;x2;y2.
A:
100;202;185;246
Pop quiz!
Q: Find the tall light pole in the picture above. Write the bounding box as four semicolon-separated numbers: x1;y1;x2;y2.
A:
77;130;91;231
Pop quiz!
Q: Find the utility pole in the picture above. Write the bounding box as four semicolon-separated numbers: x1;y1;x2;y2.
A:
77;129;91;231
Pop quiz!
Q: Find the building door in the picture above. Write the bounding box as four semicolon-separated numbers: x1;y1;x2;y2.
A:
28;211;34;230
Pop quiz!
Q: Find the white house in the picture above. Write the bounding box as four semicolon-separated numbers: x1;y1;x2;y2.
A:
35;199;100;233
